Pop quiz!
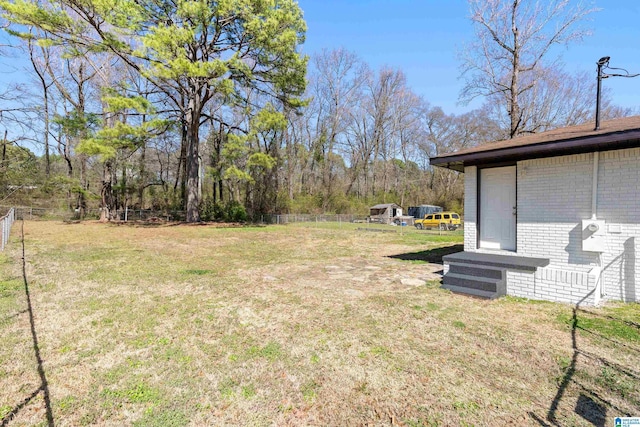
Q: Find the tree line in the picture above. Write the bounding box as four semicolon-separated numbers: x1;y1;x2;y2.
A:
0;0;632;221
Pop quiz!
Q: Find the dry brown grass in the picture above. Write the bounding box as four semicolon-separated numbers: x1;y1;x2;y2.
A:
0;220;638;426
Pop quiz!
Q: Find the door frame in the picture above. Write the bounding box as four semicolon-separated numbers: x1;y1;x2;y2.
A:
476;162;517;251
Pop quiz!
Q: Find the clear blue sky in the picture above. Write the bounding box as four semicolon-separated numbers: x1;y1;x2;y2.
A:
297;0;640;115
1;1;639;116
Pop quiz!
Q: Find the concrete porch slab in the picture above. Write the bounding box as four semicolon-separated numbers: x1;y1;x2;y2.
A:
443;251;550;272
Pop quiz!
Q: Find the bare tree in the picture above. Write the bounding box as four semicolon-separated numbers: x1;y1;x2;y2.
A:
460;0;597;137
307;49;367;209
27;34;53;176
482;68;631;135
389;89;425;206
421;106;500;209
47;53;99;215
367;68;405;196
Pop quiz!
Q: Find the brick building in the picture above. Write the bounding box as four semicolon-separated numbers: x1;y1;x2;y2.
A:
430;116;640;305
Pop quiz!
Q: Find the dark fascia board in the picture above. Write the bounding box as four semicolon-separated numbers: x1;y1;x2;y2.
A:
429;130;640;172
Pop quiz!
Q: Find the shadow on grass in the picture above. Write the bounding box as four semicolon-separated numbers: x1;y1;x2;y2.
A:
386;244;463;264
531;293;639;426
1;221;54;427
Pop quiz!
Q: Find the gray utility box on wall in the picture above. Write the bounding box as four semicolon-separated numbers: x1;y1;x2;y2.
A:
582;219;606;252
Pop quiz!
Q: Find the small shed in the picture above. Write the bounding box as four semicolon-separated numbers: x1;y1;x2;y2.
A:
369;203;403;224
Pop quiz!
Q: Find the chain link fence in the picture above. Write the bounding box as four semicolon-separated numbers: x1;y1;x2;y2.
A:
258;213;464;235
1;208;15;251
1;206;463;235
3;206;186;222
257;214;368;224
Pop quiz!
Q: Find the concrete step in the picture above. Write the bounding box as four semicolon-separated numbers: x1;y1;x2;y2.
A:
441;283;499;299
448;263;503;280
443;251;549;272
443;272;499;293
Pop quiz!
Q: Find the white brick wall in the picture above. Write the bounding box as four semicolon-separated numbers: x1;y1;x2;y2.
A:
507;267;599;305
464;166;477;250
517;153;595;266
596;148;640;302
462;148;640;304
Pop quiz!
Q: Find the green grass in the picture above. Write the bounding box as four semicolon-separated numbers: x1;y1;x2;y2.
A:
132;408;189;427
0;278;22;327
596;366;637;399
218;378;238;399
0;220;638;426
101;382;161;404
0;278;21;295
452;320;466;329
246;341;283;362
301;380;319;402
556;307;640;343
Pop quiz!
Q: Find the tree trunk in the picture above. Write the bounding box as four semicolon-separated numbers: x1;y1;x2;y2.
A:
78;154;88;219
174;121;187;201
61;133;73;210
43;86;51;176
509;1;520;138
138;139;146;207
185;96;201;222
121;161;127;210
100;159;115;222
2;130;6;167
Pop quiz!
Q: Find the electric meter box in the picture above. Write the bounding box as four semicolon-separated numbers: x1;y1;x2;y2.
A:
582;219;606;252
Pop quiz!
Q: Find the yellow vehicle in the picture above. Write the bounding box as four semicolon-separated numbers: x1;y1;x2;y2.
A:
414;212;461;231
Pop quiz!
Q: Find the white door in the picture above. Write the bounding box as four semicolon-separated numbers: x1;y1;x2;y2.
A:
480;166;516;251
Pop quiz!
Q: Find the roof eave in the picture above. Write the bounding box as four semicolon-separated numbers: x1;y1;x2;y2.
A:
429;130;640;172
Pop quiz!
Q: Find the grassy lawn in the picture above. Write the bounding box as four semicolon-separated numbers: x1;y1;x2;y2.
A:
0;220;638;426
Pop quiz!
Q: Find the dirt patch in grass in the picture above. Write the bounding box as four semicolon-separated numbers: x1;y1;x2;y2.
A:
0;221;638;426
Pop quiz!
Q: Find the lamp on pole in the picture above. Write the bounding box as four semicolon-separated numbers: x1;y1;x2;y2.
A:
594;56;640;131
595;56;609;131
